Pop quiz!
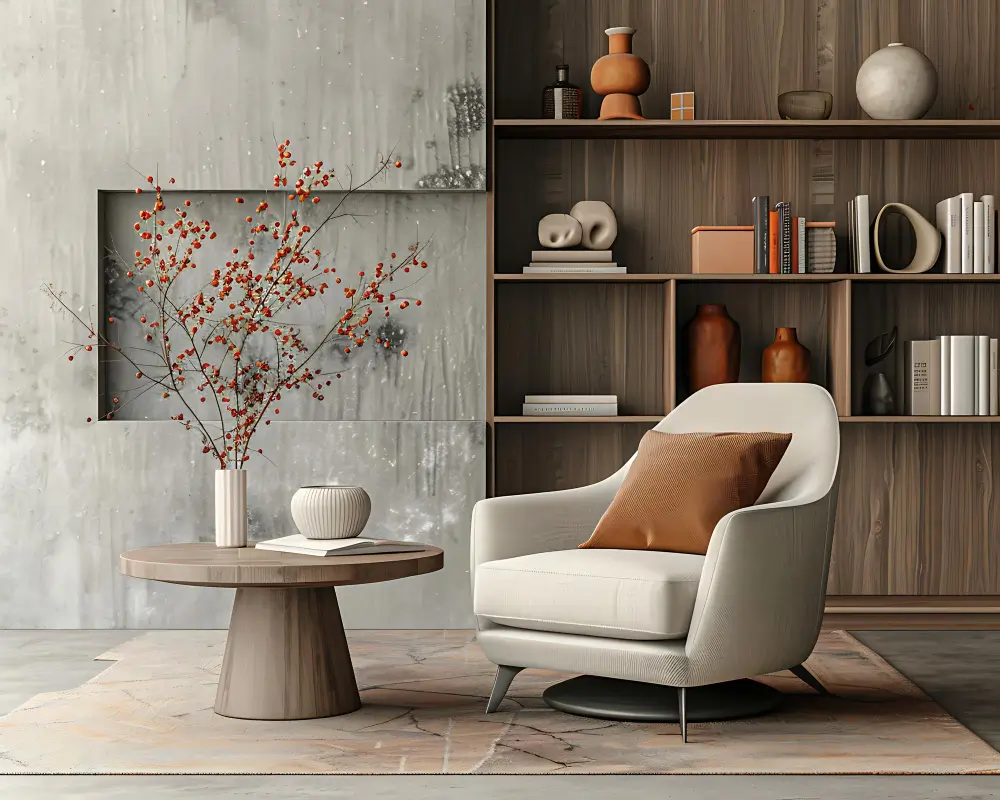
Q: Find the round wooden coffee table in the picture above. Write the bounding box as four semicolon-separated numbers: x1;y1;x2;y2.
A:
120;542;443;721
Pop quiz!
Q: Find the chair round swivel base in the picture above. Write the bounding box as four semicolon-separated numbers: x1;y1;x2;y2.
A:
541;675;781;723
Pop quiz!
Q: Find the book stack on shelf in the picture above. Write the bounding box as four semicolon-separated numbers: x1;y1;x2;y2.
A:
935;193;996;274
522;394;618;416
906;336;999;416
751;195;835;274
522;250;625;274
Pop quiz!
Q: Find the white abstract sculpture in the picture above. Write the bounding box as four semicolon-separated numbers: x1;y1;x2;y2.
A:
570;200;618;250
538;213;583;248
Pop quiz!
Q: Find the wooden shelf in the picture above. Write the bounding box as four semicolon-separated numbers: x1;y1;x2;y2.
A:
495;272;1000;283
843;415;1000;423
493;415;662;423
495;119;1000;140
823;596;1000;630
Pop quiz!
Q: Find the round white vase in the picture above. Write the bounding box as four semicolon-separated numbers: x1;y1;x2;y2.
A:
290;486;372;539
855;42;937;120
215;469;248;548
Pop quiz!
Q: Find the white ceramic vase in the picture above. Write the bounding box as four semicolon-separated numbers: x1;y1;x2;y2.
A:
855;42;937;120
215;469;248;548
290;486;372;540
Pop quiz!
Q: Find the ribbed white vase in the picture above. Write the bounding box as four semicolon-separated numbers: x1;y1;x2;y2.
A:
215;469;248;548
290;486;372;539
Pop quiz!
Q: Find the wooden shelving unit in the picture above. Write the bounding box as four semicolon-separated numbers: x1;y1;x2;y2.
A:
487;0;1000;627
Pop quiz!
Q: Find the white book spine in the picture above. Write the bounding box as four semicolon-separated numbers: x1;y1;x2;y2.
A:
522;266;625;274
939;335;952;415
905;340;941;415
977;335;990;415
524;394;618;404
855;195;871;274
935;196;962;274
950;335;976;415
522;403;618;416
983;196;996;274
527;262;619;269
531;250;614;262
991;339;999;415
960;192;974;273
974;202;986;273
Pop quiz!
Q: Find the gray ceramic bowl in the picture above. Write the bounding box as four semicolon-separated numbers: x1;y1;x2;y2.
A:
778;91;833;120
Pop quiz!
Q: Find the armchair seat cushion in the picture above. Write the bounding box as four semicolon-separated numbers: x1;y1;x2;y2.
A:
474;549;705;641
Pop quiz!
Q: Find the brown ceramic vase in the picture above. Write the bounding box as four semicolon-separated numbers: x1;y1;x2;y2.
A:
762;327;811;382
591;26;650;120
685;304;741;393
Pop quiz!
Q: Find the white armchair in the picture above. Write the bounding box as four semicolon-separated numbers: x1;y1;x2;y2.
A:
471;383;840;741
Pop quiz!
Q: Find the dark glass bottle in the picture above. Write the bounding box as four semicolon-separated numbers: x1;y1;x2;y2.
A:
542;64;581;120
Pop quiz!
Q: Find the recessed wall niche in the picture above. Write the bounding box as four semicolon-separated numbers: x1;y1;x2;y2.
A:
96;190;486;423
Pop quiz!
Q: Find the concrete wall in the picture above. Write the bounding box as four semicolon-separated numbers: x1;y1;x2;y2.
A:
0;0;486;628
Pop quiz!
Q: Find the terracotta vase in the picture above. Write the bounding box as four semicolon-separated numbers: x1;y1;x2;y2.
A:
591;26;650;120
762;327;811;383
685;304;741;393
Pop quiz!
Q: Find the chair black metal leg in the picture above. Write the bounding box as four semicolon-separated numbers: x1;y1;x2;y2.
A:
486;665;524;713
678;686;687;742
791;663;831;696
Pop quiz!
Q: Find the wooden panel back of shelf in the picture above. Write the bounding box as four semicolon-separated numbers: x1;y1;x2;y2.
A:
495;273;1000;283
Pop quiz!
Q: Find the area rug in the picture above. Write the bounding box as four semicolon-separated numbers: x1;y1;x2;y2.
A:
0;629;998;774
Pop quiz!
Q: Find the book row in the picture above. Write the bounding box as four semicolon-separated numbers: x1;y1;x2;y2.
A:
751;196;836;274
906;336;998;416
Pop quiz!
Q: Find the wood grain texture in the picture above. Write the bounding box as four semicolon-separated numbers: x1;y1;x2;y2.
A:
674;282;829;402
494;422;653;496
828;280;852;415
829;423;1000;595
495;282;664;415
215;586;360;720
120;543;444;589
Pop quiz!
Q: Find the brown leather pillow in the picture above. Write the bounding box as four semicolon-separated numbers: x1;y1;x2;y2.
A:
579;430;792;555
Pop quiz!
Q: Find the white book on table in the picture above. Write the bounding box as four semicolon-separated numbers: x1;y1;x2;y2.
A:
983;195;996;274
950;335;976;416
977;335;991;415
531;250;614;262
991;339;999;415
960;192;974;273
936;196;962;274
974;202;986;273
854;195;871;273
905;340;941;415
524;394;617;404
523;402;618;416
255;535;425;557
939;335;952;415
522;265;625;273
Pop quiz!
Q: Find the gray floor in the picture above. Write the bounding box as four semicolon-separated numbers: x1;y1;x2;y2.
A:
0;630;998;799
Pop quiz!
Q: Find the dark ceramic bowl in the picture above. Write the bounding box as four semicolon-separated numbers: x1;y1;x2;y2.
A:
778;91;833;120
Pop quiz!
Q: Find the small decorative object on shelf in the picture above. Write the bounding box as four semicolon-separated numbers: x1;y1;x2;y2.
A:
862;327;898;415
542;64;582;120
777;90;832;120
762;328;811;383
873;202;940;273
538;213;583;248
856;42;937;120
670;91;695;120
591;26;650;120
290;486;373;540
569;200;618;249
683;304;741;393
46;143;428;548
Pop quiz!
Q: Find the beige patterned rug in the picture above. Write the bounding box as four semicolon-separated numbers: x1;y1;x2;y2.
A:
0;629;998;774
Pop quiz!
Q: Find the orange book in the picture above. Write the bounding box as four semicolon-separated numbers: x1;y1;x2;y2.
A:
792;216;800;273
768;210;779;274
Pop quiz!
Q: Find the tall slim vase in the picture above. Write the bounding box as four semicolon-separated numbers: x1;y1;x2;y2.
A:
216;469;248;548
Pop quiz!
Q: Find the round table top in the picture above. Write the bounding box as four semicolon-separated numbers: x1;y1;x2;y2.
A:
120;542;444;588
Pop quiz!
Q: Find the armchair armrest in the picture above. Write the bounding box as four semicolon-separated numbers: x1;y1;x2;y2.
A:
470;478;620;590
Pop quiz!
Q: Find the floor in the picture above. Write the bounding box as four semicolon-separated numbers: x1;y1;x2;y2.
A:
0;631;998;799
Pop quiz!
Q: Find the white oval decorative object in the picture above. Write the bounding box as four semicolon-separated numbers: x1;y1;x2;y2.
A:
216;469;248;548
538;213;583;248
290;485;372;539
569;200;618;250
873;202;941;274
855;43;937;120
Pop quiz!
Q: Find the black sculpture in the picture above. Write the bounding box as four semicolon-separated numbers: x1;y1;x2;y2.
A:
862;327;897;415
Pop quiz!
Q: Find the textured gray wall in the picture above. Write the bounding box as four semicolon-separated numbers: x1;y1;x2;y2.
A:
0;0;486;628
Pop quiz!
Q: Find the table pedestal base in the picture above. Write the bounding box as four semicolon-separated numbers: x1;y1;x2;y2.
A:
215;586;361;720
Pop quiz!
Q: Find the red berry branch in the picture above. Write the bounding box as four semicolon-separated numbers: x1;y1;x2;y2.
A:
46;141;430;469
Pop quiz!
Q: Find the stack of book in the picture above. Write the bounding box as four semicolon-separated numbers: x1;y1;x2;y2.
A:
906;336;999;416
255;536;426;557
751;195;835;273
935;193;996;274
847;194;872;273
522;251;624;274
522;394;618;416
